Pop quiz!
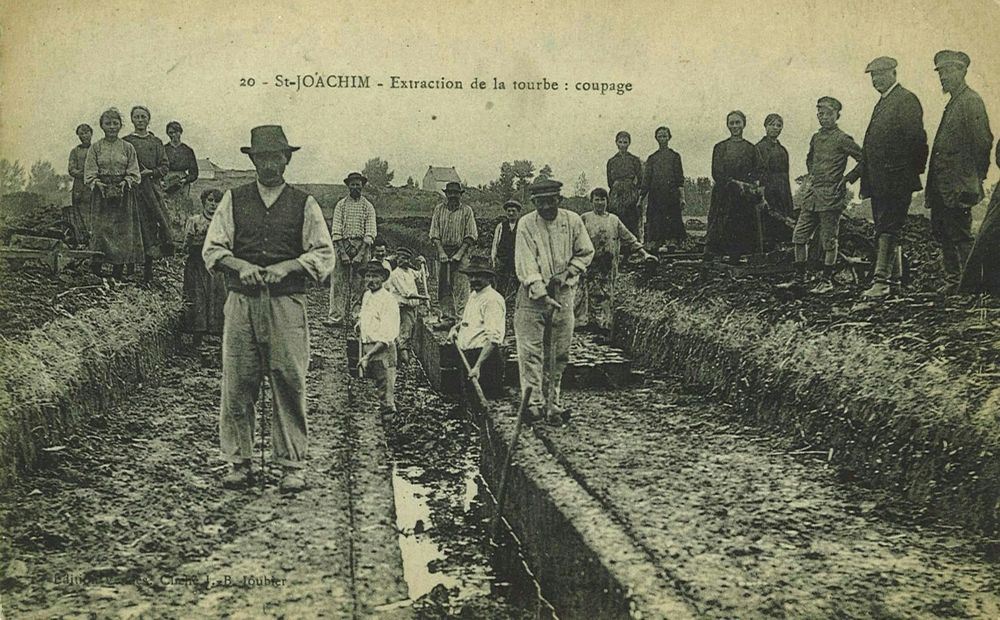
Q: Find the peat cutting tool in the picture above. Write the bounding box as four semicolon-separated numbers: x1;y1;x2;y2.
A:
256;282;273;493
454;342;489;412
490;386;532;540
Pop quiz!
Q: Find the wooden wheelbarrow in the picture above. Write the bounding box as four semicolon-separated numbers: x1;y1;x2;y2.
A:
0;234;101;275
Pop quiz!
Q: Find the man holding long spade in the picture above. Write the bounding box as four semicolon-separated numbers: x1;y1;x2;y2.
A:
447;255;507;401
513;179;594;425
203;125;334;493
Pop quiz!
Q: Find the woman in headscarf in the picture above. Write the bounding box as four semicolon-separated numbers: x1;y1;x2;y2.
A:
640;126;686;252
124;104;174;283
163;120;199;218
606;130;644;241
182;189;226;348
755;113;794;248
704;110;764;259
67;123;93;243
84;108;143;279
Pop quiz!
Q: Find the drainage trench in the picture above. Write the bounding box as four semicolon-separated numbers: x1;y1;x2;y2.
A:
385;356;556;617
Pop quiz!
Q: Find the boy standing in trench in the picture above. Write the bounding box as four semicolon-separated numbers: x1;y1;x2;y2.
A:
357;260;400;415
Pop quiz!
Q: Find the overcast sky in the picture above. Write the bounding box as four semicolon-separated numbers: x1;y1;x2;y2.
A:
2;0;998;190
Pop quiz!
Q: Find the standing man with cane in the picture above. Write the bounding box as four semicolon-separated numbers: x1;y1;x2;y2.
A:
514;179;594;425
329;171;377;325
203;125;334;493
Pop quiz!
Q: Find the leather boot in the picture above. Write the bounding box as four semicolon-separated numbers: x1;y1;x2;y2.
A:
862;235;893;298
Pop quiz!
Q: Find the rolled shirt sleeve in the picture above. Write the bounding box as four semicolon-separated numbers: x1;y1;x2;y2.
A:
482;294;506;345
615;216;643;255
364;202;377;245
463;207;478;242
297;196;335;281
428;205;442;241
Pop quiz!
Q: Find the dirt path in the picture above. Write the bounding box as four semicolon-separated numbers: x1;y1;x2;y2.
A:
498;376;1000;618
1;289;406;618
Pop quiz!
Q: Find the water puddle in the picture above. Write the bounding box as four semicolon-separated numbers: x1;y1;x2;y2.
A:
388;375;557;617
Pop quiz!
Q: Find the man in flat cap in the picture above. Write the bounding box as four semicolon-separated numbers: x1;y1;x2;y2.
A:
845;56;928;298
925;50;994;295
328;171;378;325
514;179;594;425
203;125;334;492
791;97;862;293
429;181;478;327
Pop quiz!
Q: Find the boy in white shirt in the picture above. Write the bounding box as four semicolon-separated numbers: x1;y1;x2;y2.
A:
357;260;400;414
385;247;426;365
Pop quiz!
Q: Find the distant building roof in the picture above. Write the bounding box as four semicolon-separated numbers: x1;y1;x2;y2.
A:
424;166;462;184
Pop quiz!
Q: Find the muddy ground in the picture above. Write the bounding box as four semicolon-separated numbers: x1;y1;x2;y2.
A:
493;374;1000;618
0;290;406;618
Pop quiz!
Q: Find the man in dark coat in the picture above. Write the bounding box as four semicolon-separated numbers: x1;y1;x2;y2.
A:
845;56;928;298
925;50;994;295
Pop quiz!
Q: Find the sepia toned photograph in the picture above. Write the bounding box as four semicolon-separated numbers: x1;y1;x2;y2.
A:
1;0;999;617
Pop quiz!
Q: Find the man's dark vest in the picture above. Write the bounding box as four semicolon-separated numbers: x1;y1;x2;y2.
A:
228;182;307;296
497;221;516;264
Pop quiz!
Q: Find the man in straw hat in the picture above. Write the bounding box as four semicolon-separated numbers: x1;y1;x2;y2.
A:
329;171;378;324
357;259;400;415
203;125;334;492
514;179;594;425
925;49;994;295
447;255;507;399
429;181;478;327
844;56;928;298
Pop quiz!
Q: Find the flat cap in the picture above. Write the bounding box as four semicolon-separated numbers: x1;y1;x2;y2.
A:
503;199;523;210
934;50;970;71
816;96;843;112
864;56;897;73
528;179;563;198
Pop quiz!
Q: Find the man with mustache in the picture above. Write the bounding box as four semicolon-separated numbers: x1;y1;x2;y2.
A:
514;179;594;425
203;125;334;493
329;171;378;324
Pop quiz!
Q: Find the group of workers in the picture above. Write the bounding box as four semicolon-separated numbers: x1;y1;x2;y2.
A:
105;47;997;493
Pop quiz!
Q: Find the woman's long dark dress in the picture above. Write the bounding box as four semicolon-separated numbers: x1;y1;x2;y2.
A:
124;132;174;258
756;136;794;247
704;137;763;256
607;151;644;238
642;147;686;246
